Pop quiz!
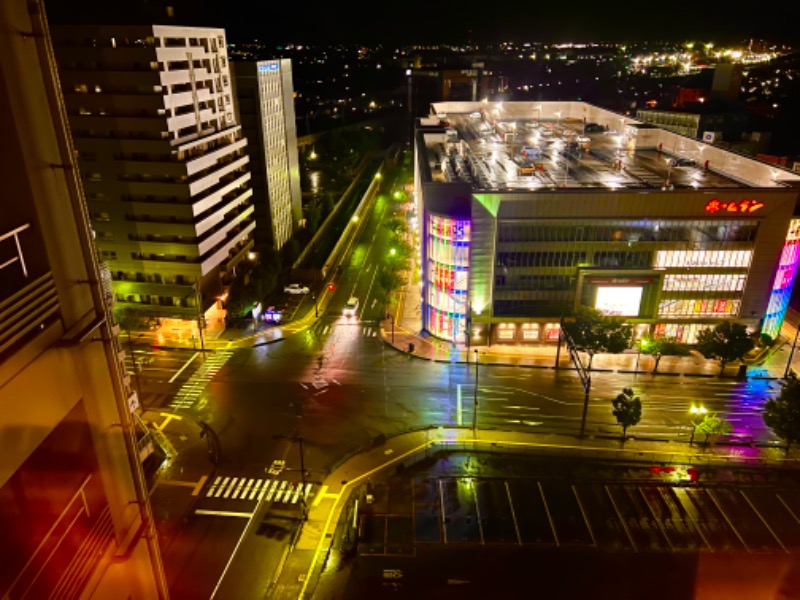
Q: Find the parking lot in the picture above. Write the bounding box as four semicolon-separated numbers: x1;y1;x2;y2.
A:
357;453;800;556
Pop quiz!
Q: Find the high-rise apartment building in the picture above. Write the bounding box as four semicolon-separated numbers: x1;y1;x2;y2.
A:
1;1;165;596
233;59;302;251
50;24;255;328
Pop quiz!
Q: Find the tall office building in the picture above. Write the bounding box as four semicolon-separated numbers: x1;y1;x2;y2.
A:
50;24;255;330
232;59;302;251
1;1;165;597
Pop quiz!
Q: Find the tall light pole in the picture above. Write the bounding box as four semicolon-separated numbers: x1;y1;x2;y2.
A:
193;278;206;356
273;434;308;521
472;349;479;435
689;405;707;445
785;324;800;379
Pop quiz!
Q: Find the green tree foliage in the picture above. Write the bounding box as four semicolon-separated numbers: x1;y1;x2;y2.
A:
693;413;733;449
113;306;141;333
383;216;407;237
637;335;691;373
562;306;633;369
377;268;405;300
695;321;755;373
764;372;800;456
612;387;642;441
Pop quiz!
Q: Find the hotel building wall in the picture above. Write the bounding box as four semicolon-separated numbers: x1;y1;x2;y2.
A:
51;24;255;320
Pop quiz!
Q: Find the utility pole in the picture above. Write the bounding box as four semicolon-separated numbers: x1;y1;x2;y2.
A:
128;331;143;402
273;434;308;521
194;278;206;356
472;349;479;435
785;323;800;379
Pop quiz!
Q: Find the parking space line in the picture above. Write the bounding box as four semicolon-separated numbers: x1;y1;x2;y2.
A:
538;481;559;547
741;490;787;553
439;479;447;544
639;488;673;551
605;485;636;552
672;488;712;552
707;489;749;552
505;481;522;546
572;485;596;547
473;483;484;545
777;493;800;526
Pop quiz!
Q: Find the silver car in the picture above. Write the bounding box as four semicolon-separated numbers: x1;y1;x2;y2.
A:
284;283;310;295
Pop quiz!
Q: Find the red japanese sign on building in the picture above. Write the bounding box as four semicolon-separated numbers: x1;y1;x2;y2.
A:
704;199;764;214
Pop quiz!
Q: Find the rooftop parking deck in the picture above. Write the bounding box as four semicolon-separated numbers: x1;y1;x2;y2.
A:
427;114;748;191
422;102;800;192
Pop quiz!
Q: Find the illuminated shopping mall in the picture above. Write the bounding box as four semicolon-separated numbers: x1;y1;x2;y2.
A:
413;101;800;345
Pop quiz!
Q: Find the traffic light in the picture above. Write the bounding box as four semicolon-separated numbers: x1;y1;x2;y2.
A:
328;283;335;291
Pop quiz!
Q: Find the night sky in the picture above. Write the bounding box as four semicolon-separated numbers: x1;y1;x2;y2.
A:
44;0;800;46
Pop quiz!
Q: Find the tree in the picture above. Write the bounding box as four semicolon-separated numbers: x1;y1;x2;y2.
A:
638;335;690;373
612;387;642;442
562;306;633;369
383;216;407;236
377;268;405;301
694;413;732;449
763;372;800;456
695;321;755;374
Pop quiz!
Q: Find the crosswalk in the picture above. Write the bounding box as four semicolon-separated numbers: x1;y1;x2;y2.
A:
204;476;313;505
169;351;233;410
319;324;380;338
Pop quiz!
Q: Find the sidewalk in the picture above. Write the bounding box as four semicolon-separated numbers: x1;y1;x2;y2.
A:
380;276;792;380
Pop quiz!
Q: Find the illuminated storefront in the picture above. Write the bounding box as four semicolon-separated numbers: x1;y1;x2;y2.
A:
416;101;800;346
425;214;470;341
763;219;800;340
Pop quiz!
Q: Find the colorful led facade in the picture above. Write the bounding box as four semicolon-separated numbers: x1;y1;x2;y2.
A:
426;214;470;341
763;219;800;340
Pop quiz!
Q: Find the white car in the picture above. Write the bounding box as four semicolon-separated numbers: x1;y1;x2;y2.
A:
284;283;310;295
343;296;359;317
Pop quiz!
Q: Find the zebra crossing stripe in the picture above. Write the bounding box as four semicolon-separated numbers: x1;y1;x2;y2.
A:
274;481;288;502
265;480;280;502
206;476;222;497
233;478;253;499
249;480;262;500
214;477;230;498
223;477;239;498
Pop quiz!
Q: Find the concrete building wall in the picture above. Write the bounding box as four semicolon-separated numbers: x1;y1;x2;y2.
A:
0;1;166;596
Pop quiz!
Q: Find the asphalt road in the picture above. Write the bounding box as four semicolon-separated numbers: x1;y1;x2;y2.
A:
139;169;788;599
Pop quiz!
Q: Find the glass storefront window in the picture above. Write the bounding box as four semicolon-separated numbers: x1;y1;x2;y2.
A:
426;214;470;341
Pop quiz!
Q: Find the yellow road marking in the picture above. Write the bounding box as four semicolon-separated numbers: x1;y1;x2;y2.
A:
192;475;208;496
312;485;329;507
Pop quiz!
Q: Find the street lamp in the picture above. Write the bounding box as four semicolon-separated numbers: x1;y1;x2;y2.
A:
689;405;707;445
389;313;395;344
473;349;479;435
